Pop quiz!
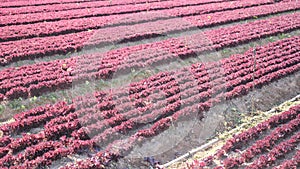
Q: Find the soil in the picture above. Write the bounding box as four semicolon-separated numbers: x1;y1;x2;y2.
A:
110;71;299;169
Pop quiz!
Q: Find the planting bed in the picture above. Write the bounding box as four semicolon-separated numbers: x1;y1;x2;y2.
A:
0;0;299;168
174;100;300;169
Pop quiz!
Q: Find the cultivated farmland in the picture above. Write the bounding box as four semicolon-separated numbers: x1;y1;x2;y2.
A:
0;0;299;168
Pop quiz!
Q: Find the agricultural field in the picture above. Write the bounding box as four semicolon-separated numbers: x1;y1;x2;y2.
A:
170;97;300;169
0;0;299;168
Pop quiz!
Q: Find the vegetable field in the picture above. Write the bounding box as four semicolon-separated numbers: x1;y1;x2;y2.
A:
174;101;300;169
0;0;299;168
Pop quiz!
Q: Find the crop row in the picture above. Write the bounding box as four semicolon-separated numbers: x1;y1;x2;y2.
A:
0;0;272;26
61;63;300;169
77;59;300;145
185;1;300;28
1;1;298;42
0;13;299;101
2;10;300;67
183;104;300;169
217;105;300;156
0;37;299;168
0;1;282;66
66;43;300;165
2;102;298;169
0;101;75;135
274;150;300;169
222;114;300;168
246;131;300;169
1;62;298;168
63;44;300;141
0;0;227;16
0;35;294;138
0;0;171;8
0;0;170;15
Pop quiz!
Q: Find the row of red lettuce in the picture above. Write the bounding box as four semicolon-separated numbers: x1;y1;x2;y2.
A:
0;37;299;168
0;14;299;102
